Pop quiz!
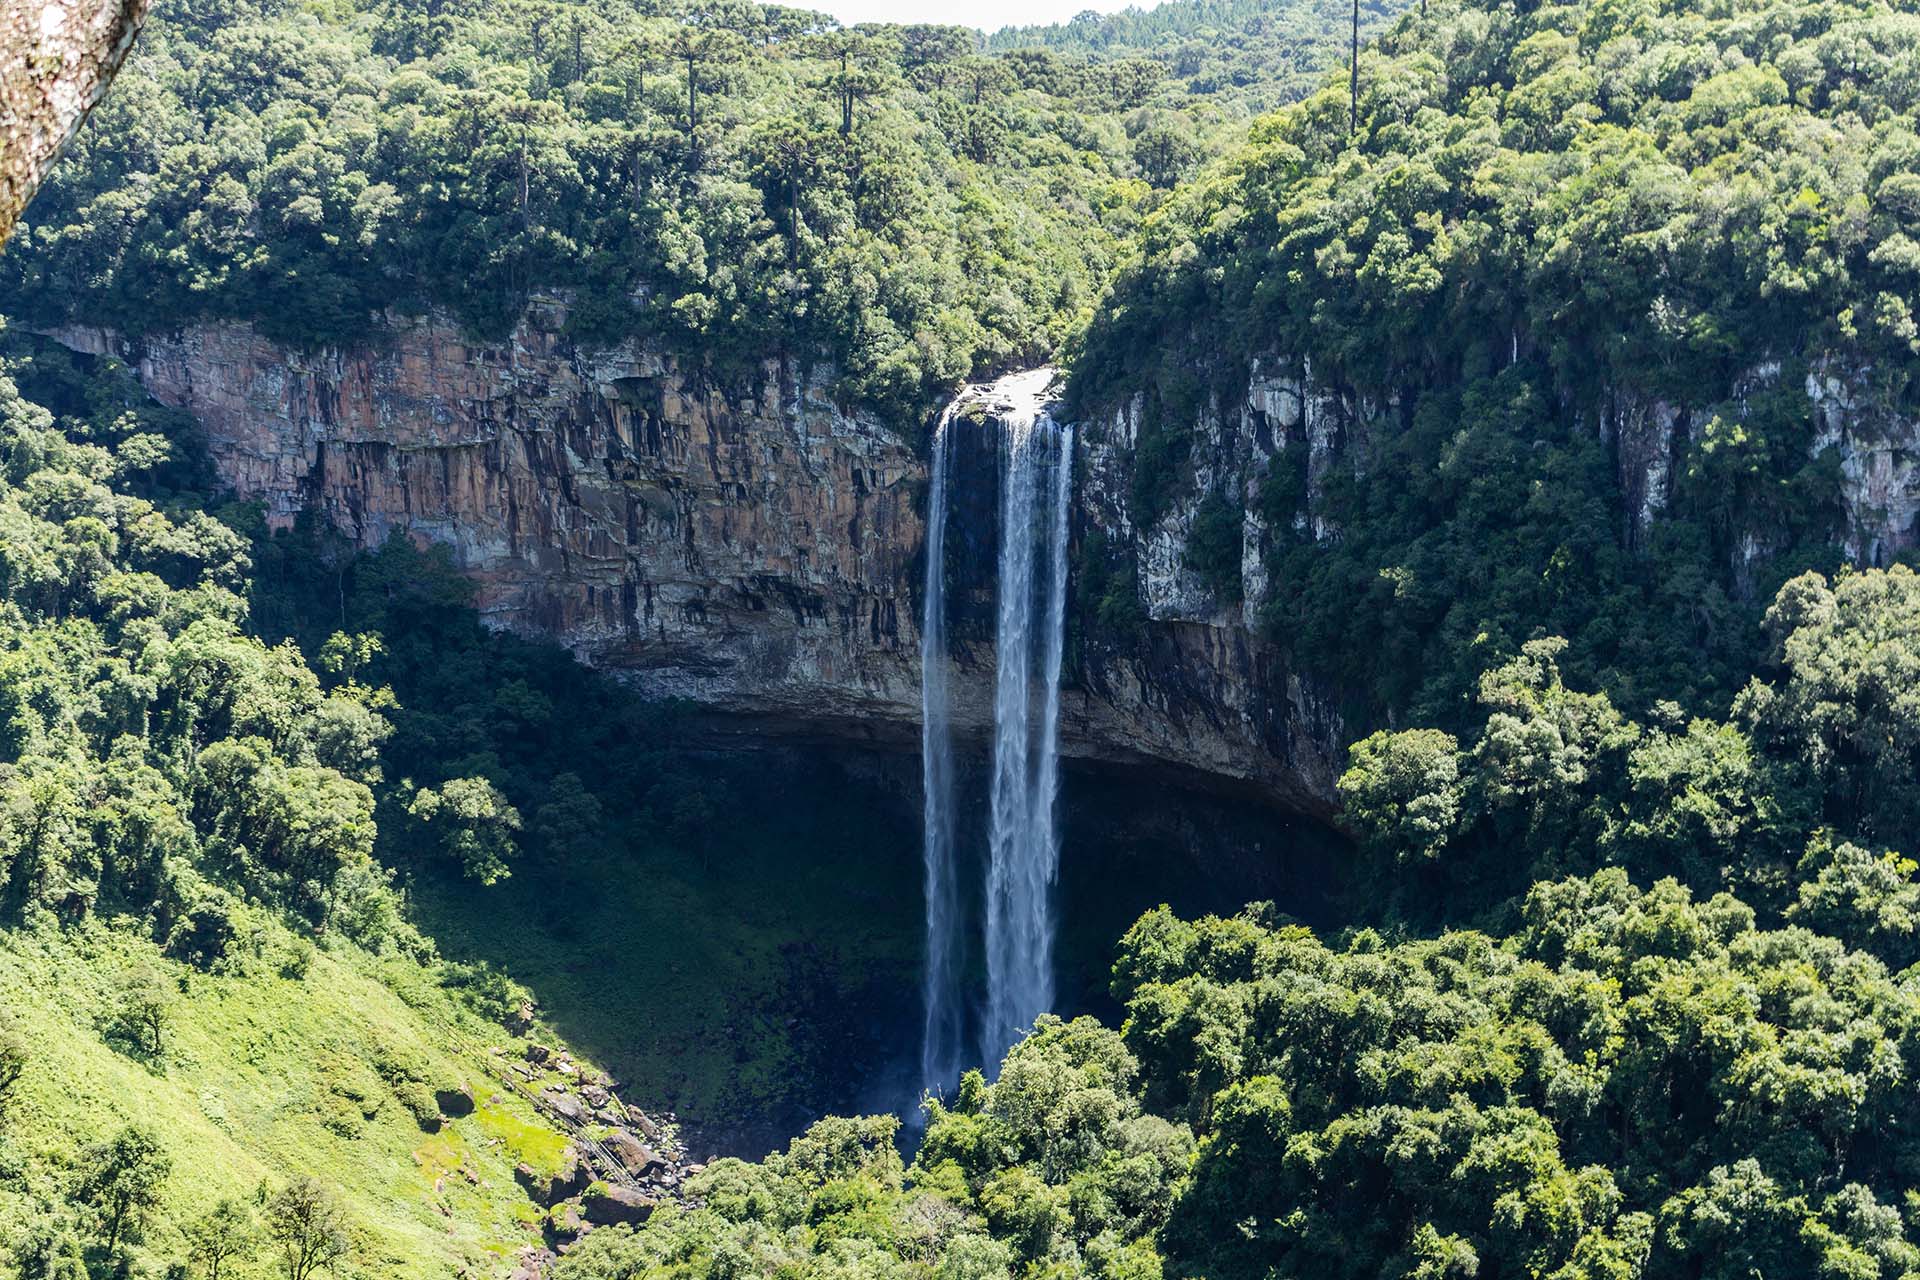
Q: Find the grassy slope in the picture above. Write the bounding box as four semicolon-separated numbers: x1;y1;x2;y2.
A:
0;917;573;1278
411;751;926;1160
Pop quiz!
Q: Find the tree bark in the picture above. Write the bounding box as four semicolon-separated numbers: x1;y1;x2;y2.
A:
685;51;697;139
0;0;148;244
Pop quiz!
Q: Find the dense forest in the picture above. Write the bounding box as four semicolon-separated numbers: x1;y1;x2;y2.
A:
0;330;626;1275
0;0;1406;420
991;0;1405;111
539;572;1920;1278
1072;0;1920;728
6;0;1920;1274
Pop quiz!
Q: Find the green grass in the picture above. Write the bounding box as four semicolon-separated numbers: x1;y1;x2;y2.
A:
473;1100;571;1179
0;914;575;1278
411;750;926;1159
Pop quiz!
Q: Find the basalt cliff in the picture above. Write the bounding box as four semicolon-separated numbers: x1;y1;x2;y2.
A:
47;305;1920;816
50;303;1344;812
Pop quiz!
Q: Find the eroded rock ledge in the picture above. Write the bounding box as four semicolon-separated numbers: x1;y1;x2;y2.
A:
51;306;1917;818
49;305;1346;815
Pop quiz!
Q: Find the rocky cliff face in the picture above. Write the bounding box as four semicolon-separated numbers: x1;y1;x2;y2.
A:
1136;349;1920;615
1594;358;1920;572
50;305;1347;814
55;306;940;750
1805;361;1920;568
46;310;1917;816
1064;345;1920;795
54;304;929;746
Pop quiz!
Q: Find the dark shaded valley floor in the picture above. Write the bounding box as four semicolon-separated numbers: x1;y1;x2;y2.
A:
413;744;1344;1157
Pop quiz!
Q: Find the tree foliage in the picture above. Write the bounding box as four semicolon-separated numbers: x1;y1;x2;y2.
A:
76;1124;171;1261
550;565;1920;1279
2;0;1398;421
0;333;416;950
265;1177;349;1280
1332;569;1920;925
1073;0;1919;724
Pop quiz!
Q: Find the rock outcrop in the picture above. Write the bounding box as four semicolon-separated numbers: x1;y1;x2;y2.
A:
50;305;1348;813
54;308;1910;814
1590;357;1920;569
52;306;925;744
490;1038;691;1247
1805;361;1920;567
1147;348;1920;628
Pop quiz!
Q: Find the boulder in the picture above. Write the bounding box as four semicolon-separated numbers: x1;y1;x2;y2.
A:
548;1200;587;1243
508;1246;555;1280
581;1184;657;1227
513;1162;549;1203
540;1088;585;1123
435;1084;475;1118
556;1146;592;1198
515;1147;589;1206
602;1130;663;1176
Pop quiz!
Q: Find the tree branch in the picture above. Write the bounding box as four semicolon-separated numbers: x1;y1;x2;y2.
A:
0;0;149;243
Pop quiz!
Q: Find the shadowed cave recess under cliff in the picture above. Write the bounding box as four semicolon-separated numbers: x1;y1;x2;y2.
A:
415;738;1344;1161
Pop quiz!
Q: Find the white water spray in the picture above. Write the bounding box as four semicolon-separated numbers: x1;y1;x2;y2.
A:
983;384;1073;1067
918;407;962;1098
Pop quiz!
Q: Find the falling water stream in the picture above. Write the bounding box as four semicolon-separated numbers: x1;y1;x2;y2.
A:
918;405;962;1097
983;393;1072;1065
920;370;1073;1097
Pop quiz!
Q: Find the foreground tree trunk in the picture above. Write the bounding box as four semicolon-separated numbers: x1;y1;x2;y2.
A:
0;0;148;243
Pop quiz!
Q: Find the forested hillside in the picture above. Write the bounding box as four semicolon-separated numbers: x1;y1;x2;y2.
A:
0;332;664;1276
0;0;1404;420
537;558;1920;1279
7;0;1920;1274
1073;0;1920;728
542;0;1920;1273
993;0;1405;112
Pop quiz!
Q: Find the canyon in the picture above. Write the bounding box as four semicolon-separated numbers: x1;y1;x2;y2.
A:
46;302;1920;818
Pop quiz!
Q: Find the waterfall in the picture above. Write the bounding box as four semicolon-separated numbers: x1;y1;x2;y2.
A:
918;408;962;1099
918;369;1073;1096
983;399;1073;1067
